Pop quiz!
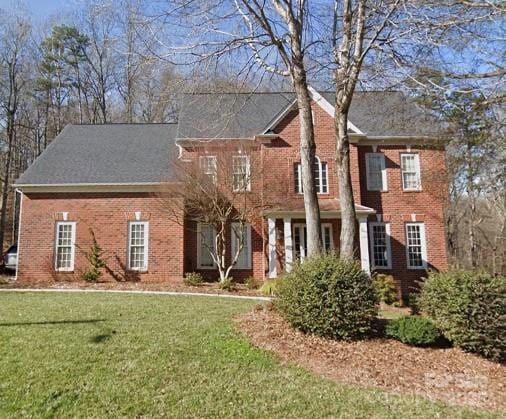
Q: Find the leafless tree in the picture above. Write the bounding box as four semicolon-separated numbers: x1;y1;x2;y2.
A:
158;145;274;282
0;13;31;251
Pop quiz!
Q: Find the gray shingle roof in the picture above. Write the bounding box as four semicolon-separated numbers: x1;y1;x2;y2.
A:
177;92;295;139
16;124;177;185
322;91;441;137
177;91;440;138
16;90;441;187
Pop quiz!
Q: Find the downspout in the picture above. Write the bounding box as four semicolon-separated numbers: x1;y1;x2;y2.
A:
14;188;23;281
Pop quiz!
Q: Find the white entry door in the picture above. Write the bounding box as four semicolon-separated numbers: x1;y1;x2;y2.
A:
293;223;333;261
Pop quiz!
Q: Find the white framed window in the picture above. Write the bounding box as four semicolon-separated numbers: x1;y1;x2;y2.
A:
232;155;251;192
199;155;217;184
231;222;252;269
405;223;427;269
295;156;328;194
366;153;387;191
55;221;76;271
400;153;421;191
197;223;216;269
128;221;149;271
369;222;392;269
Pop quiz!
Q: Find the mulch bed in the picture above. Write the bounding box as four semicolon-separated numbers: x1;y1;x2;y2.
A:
237;306;506;412
0;278;263;297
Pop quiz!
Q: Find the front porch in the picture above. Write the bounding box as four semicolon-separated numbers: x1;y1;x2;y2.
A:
265;203;375;278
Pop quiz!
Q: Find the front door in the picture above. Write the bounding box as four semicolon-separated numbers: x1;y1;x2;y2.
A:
293;223;334;261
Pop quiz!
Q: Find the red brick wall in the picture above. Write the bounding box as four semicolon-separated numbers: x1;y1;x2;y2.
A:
17;192;184;283
357;145;448;296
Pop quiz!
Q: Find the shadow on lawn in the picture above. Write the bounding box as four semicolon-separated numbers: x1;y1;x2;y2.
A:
0;319;106;327
90;332;114;343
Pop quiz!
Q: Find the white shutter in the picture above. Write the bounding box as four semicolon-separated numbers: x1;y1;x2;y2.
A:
198;224;216;268
231;223;252;269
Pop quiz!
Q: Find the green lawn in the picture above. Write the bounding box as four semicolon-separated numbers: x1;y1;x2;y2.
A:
0;292;496;418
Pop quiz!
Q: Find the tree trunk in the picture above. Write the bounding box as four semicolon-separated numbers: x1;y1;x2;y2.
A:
335;111;357;259
293;73;322;256
0;114;15;251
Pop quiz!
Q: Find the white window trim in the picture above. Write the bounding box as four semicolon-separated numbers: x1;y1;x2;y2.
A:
199;155;217;183
231;222;252;270
365;153;387;191
369;222;392;270
232;155;251;192
128;221;149;271
296;156;329;194
55;221;76;272
197;223;217;269
400;153;422;191
405;222;428;269
293;223;333;261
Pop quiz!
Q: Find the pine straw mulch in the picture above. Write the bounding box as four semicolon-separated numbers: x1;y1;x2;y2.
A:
0;279;264;297
237;305;506;412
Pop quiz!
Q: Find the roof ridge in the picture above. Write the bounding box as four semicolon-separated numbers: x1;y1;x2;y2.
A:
181;90;401;95
70;122;177;126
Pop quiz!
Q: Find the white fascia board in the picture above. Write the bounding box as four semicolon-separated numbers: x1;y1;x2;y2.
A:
262;98;298;134
308;86;365;135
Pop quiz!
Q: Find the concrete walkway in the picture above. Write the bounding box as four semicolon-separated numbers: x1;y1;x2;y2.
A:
0;287;272;301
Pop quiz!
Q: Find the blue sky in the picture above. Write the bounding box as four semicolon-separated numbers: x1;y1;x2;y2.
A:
0;0;75;19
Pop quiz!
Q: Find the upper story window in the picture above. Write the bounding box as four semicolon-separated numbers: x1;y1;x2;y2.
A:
128;221;149;271
369;222;392;269
295;156;328;194
400;153;421;191
232;155;250;192
199;155;217;184
405;222;427;269
366;153;387;191
55;221;76;271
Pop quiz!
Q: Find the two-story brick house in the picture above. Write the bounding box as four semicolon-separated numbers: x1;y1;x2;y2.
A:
14;89;448;297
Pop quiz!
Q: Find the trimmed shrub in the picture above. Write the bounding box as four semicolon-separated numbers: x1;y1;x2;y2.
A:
218;277;235;291
183;272;203;286
372;274;399;305
245;276;261;290
276;254;378;340
259;278;283;296
386;315;440;346
419;269;506;361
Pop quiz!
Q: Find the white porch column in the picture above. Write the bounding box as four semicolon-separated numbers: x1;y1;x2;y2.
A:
268;218;277;278
283;218;293;272
358;217;371;275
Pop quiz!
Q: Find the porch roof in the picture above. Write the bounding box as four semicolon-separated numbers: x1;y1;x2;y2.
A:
264;199;375;219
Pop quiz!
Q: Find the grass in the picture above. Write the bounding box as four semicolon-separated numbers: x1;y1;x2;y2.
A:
0;292;497;418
